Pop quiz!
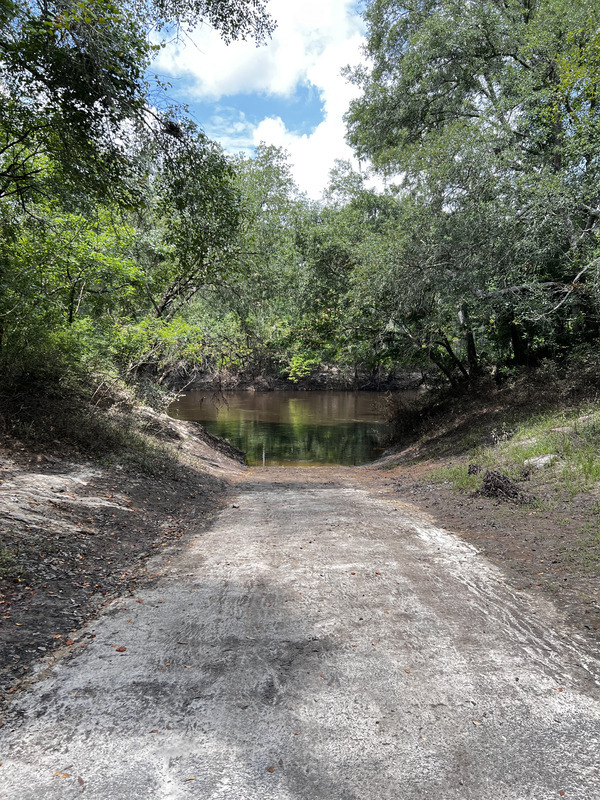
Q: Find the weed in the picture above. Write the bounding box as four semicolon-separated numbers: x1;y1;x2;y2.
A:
0;547;26;581
490;425;516;445
431;464;481;493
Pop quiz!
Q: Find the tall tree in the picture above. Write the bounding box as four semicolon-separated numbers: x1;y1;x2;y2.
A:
0;0;274;382
345;0;600;379
181;145;312;378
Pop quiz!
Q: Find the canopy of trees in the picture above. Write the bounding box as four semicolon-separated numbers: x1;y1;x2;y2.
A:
0;0;273;387
2;0;600;399
343;0;600;381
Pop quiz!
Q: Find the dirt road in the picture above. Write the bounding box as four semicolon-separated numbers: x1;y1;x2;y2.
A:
1;466;599;799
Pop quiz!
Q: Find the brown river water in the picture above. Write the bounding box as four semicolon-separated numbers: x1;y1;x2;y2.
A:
168;390;395;466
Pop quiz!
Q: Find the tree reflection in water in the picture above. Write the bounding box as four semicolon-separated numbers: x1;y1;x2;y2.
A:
168;391;394;466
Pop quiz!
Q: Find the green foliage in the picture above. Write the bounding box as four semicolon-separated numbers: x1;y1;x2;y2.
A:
286;354;320;383
176;145;312;378
343;0;600;383
5;0;600;403
0;0;273;207
151;0;274;43
0;545;25;582
431;465;482;494
0;0;272;398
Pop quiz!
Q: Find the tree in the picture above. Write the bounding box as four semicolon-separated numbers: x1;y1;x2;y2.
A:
137;121;242;322
182;145;312;378
0;0;274;208
344;0;600;380
0;0;274;386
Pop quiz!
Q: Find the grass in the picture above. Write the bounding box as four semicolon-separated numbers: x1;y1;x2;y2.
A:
397;382;600;589
430;464;482;493
0;545;26;582
428;403;600;498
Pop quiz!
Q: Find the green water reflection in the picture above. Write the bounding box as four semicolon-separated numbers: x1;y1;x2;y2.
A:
168;391;392;466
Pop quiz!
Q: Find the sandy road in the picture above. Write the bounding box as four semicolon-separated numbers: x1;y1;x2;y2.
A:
1;466;599;799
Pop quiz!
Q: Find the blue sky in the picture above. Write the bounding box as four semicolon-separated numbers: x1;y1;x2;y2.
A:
154;1;367;198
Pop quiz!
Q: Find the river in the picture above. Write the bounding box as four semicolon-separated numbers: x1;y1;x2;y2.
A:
167;390;394;466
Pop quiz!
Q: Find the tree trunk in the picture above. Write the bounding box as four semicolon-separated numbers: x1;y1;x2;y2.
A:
459;303;479;376
428;347;457;387
68;287;76;325
437;333;469;380
509;322;528;365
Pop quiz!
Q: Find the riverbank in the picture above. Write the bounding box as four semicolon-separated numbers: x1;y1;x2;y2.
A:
1;375;599;709
170;364;420;393
377;372;600;639
0;407;245;705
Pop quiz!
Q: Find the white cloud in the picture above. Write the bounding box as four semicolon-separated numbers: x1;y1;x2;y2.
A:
252;113;354;200
155;1;369;198
201;108;256;155
157;0;364;100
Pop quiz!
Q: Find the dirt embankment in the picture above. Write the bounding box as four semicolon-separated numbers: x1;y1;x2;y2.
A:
0;410;245;703
375;381;600;641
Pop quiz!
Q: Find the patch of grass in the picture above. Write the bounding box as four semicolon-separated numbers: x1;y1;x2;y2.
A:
470;405;600;493
0;546;26;582
423;401;600;507
430;464;482;493
0;547;15;578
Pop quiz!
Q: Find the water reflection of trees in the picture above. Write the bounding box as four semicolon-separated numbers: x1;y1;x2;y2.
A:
207;420;390;466
168;391;396;464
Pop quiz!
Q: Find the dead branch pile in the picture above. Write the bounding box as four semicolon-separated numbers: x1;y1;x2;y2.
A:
481;469;529;503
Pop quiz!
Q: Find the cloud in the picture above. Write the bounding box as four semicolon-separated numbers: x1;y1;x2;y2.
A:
157;0;364;100
155;1;369;198
252;113;355;200
202;107;256;155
